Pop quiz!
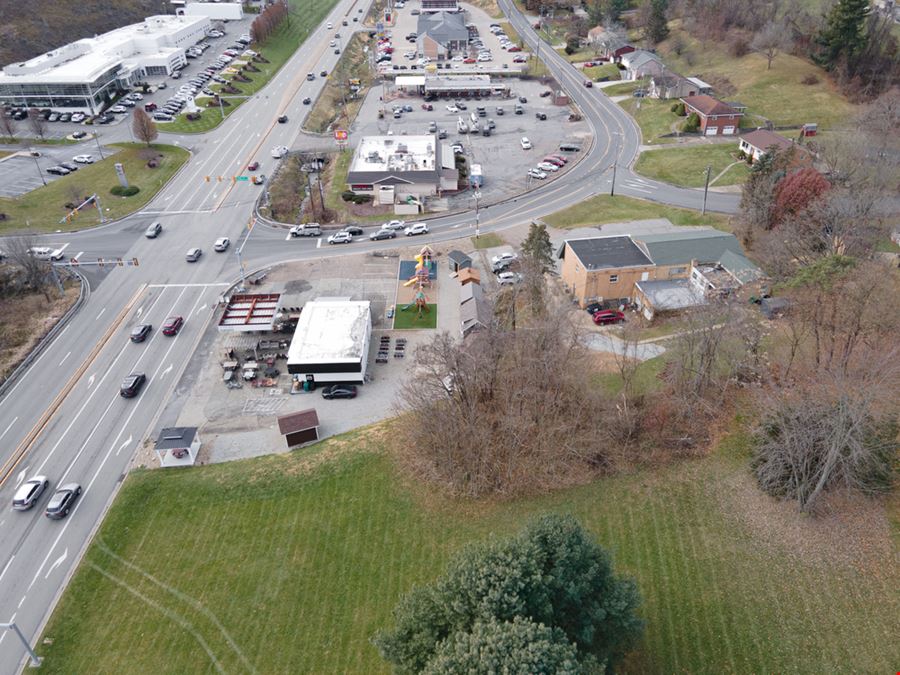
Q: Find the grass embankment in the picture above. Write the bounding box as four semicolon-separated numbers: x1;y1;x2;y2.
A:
584;63;621;81
471;232;504;249
0;143;189;234
635;144;749;188
544;194;731;230
305;33;373;134
604;81;640;96
0;281;79;381
36;426;900;673
618;98;680;145
162;0;340;134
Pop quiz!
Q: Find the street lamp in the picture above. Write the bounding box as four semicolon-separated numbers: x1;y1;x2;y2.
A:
29;148;47;186
1;622;42;667
94;132;105;160
473;189;482;239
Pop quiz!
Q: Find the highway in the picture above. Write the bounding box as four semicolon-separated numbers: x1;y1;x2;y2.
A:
0;0;739;669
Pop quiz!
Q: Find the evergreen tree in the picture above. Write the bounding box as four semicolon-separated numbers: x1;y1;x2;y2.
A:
521;221;555;272
645;0;670;45
815;0;870;69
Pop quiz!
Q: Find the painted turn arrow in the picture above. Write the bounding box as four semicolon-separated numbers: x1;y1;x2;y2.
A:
45;548;68;579
14;468;28;489
116;434;133;456
161;364;174;378
88;373;96;388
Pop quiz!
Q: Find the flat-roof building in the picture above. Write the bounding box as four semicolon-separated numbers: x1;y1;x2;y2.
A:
287;299;372;384
0;14;210;114
347;135;459;206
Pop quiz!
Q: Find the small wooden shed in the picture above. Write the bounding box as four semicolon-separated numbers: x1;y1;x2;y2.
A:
277;409;320;448
447;250;472;273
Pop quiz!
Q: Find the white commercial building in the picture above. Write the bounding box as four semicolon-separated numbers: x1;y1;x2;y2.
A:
0;14;210;114
287;299;372;384
346;135;459;207
181;1;244;21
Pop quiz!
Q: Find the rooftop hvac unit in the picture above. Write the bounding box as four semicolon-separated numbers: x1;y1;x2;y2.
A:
397;144;408;153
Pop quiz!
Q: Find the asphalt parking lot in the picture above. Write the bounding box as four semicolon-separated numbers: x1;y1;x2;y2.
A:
0;144;120;198
350;77;591;205
384;1;527;75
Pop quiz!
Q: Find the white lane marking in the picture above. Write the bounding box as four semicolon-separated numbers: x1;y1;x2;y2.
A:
147;283;229;288
0;556;14;583
115;434;133;457
0;417;17;442
195;304;207;315
17;596;26;609
136;305;144;317
284;232;292;241
88;373;96;388
316;237;322;248
160;364;173;378
73;251;84;261
623;184;653;194
14;468;27;488
96;308;106;320
45;548;68;579
58;351;71;367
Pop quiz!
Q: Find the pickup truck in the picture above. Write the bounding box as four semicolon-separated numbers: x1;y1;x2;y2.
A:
290;223;321;237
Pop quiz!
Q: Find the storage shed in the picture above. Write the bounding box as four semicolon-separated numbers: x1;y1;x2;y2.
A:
277;409;320;448
447;250;472;272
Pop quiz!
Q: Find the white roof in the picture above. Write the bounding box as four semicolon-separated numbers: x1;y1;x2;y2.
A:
396;75;426;86
686;76;712;89
351;135;440;173
0;15;209;85
287;300;371;365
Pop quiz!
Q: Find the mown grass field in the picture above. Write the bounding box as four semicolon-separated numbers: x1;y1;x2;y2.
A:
0;143;189;234
471;232;504;249
618;97;680;145
544;194;731;230
393;303;438;329
635;144;750;187
161;0;339;134
36;427;900;673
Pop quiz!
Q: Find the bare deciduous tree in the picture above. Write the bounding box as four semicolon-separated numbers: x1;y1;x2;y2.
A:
0;114;16;141
752;354;899;513
395;300;611;498
751;21;792;69
26;108;47;140
5;237;51;301
131;108;158;146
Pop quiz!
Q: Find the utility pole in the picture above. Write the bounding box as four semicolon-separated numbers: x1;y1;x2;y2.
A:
0;623;41;667
94;132;105;160
701;165;711;215
30;149;46;186
610;161;617;197
473;189;481;239
235;217;255;292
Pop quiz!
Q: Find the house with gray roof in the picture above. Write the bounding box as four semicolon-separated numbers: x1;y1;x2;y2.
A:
620;50;666;81
417;11;468;59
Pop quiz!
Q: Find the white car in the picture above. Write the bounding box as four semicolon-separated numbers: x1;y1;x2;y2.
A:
520;137;532;150
12;475;49;511
528;168;548;180
330;40;336;47
451;55;464;62
404;223;429;236
327;21;333;29
446;104;459;113
109;105;127;114
491;252;518;266
497;271;521;285
72;154;94;164
131;92;144;100
537;161;559;172
70;112;85;122
381;219;406;231
213;237;230;252
271;145;289;159
29;246;65;261
328;232;353;245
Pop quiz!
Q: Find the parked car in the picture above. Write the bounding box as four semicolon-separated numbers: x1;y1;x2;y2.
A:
73;154;94;164
120;373;147;398
520;137;532;150
271;145;289;158
497;271;521;285
327;232;353;244
404;222;429;236
593;309;626;325
45;483;82;519
59;162;79;172
109;105;127;114
535;112;547;121
370;229;396;241
162;316;184;336
322;384;358;399
491;252;518;266
46;166;70;176
130;323;152;343
381;219;406;231
12;476;49;511
537;161;559;172
584;302;604;315
185;247;202;262
342;225;364;236
303;97;312;105
528;168;548;179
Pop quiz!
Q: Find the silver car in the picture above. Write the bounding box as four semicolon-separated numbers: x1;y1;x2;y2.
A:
186;247;203;262
12;476;49;511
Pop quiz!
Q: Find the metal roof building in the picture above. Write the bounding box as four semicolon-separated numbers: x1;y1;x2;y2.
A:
217;293;282;332
287;299;372;384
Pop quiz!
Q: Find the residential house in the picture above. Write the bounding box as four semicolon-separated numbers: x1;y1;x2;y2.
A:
649;73;694;100
739;129;811;165
680;94;743;136
685;76;713;95
586;27;634;62
416;11;468;60
559;228;761;315
421;0;460;12
620;50;665;81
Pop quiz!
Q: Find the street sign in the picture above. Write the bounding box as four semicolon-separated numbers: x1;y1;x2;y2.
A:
236;175;249;181
333;129;349;141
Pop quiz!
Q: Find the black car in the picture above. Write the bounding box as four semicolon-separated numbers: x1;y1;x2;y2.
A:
303;97;312;105
535;112;547;121
519;96;527;103
130;323;152;343
369;229;396;241
278;115;288;123
322;384;358;399
46;166;70;176
59;162;79;171
72;131;87;139
320;70;327;77
334;48;341;54
342;225;364;236
120;373;147;398
45;483;82;519
584;302;604;315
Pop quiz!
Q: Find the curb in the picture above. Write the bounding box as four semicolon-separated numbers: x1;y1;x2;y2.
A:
0;269;89;401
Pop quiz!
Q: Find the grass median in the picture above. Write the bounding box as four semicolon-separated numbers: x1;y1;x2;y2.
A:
305;33;374;134
34;426;900;673
161;0;340;134
544;194;730;230
0;143;189;234
635;144;749;188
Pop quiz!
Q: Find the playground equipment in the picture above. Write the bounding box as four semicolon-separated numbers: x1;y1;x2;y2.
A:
403;248;435;287
399;287;430;317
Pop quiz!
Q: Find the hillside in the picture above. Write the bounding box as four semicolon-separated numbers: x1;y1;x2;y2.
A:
0;0;163;67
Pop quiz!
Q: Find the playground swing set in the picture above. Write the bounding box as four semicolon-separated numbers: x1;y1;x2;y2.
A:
400;246;434;319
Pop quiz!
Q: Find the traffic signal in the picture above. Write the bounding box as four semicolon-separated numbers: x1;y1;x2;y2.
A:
116;258;124;267
97;257;104;267
132;258;139;267
205;175;210;183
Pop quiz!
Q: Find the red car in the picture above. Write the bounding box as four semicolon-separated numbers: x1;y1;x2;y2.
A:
144;102;158;112
464;57;476;64
508;46;521;52
162;316;184;336
247;161;260;171
593;310;625;325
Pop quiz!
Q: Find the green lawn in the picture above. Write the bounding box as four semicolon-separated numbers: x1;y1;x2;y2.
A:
604;81;640;96
544;194;731;230
35;430;900;673
584;63;621;82
161;0;339;134
618;98;680;145
393;303;438;329
471;232;504;249
635;144;749;188
0;143;189;234
594;354;668;396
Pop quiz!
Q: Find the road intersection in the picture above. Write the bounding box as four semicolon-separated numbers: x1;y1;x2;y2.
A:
0;0;739;669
